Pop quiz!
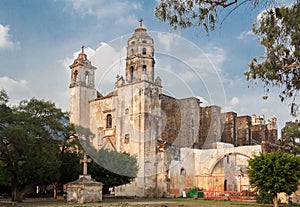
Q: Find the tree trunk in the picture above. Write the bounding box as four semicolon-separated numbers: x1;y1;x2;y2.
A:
16;181;39;202
53;182;57;199
11;174;18;202
273;194;278;207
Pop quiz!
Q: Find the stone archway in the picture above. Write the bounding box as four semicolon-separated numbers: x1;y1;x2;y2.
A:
169;144;262;196
209;152;252;175
193;144;261;193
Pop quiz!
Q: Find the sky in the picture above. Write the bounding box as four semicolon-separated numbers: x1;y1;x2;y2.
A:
0;0;298;133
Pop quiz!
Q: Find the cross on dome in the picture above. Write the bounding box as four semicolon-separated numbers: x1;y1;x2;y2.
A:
77;44;87;61
139;18;143;27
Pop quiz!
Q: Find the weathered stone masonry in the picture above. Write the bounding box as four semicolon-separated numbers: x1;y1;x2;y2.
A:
69;22;278;197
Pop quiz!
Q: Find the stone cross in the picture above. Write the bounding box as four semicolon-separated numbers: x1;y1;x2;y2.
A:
80;152;92;175
139;18;143;27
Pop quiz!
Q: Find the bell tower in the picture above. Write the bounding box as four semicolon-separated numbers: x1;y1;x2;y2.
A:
69;46;97;128
125;19;155;83
113;20;163;197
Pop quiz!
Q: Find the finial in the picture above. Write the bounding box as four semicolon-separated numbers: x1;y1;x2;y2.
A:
77;44;87;61
139;18;143;27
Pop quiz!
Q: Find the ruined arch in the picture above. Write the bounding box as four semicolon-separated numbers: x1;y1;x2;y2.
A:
209;152;252;175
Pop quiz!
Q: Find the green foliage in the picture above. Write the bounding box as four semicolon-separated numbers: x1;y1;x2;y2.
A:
0;89;9;105
89;148;138;187
154;0;275;32
59;151;81;184
246;2;300;116
248;150;300;206
0;160;10;188
0;91;74;201
256;190;273;204
279;120;300;155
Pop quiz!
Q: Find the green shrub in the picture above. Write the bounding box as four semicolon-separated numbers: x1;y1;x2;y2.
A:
256;191;273;204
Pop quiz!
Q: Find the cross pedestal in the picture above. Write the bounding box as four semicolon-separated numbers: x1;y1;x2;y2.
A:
64;152;103;204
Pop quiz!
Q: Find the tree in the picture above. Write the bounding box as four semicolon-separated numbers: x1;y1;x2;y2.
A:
279;120;300;155
155;1;299;115
154;0;277;32
246;2;300;116
0;91;69;201
248;150;300;207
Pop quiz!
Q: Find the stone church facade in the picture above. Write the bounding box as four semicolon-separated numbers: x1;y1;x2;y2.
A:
69;22;277;197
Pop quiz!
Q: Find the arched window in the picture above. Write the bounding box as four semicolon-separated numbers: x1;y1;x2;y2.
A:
85;71;89;85
142;48;146;55
106;114;112;128
180;168;186;175
129;66;134;82
73;70;78;83
131;48;134;55
224;179;227;191
142;65;147;72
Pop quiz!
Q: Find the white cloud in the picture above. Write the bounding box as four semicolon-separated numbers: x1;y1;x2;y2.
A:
0;24;19;49
183;45;227;78
157;32;179;52
0;76;28;91
64;0;142;26
0;76;29;104
237;30;255;40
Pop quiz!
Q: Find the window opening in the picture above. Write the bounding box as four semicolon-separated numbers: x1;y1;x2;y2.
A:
180;168;186;175
74;70;78;83
85;71;89;85
124;134;130;144
142;48;146;55
106;114;112;128
130;66;134;82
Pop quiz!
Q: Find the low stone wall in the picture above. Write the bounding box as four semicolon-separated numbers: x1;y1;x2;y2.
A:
0;201;17;207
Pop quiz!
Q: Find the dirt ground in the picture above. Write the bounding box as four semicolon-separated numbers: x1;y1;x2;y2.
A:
3;196;299;207
0;197;286;207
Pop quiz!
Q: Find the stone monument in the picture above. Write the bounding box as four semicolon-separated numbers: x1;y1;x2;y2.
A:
64;153;103;203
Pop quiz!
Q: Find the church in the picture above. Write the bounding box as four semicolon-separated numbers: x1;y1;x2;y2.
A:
69;21;277;197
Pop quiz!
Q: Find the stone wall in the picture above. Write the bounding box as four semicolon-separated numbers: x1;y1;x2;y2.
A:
177;97;201;148
236;116;251;146
221;112;237;146
251;124;266;144
160;94;181;146
199;105;222;148
251;115;278;145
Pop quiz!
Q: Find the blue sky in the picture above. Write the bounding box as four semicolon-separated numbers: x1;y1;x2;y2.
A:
0;0;297;132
